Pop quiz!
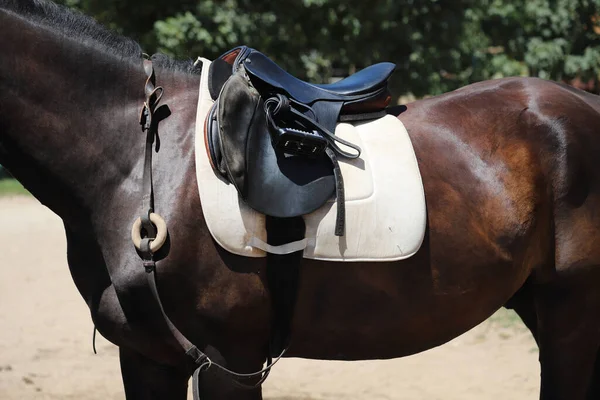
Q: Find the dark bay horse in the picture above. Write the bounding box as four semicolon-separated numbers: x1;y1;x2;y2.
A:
2;1;600;399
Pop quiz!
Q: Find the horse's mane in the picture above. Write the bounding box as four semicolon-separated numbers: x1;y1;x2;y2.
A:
0;0;201;74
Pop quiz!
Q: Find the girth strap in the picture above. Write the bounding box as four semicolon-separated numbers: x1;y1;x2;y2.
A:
265;216;304;356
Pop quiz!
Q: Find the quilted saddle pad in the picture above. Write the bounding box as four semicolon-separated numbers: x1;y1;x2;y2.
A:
194;58;426;262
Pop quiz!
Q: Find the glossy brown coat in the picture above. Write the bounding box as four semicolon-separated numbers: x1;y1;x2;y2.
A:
1;2;600;399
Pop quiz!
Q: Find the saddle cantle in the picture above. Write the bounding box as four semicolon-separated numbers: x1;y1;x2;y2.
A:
205;46;396;235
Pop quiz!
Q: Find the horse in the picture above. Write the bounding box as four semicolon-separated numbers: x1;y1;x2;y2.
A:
2;1;600;399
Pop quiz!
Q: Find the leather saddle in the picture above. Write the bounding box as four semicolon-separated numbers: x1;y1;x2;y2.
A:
205;46;396;235
202;46;396;356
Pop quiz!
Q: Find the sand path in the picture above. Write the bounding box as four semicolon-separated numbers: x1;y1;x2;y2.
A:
0;196;540;399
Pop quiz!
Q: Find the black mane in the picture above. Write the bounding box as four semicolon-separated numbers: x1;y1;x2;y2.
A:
1;0;201;74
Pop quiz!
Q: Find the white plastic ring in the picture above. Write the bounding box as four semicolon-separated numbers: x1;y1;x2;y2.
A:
131;213;168;253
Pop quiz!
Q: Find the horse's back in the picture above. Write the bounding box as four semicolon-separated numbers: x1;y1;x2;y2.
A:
403;76;600;282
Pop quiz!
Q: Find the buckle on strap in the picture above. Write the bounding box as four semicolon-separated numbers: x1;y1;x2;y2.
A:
186;346;209;366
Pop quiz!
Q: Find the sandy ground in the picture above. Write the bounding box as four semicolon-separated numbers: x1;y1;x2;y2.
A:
0;196;541;399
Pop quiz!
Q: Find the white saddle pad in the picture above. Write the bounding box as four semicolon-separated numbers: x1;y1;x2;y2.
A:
194;58;426;262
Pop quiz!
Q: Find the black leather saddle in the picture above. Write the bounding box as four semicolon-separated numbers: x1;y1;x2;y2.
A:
205;46;396;235
203;47;395;356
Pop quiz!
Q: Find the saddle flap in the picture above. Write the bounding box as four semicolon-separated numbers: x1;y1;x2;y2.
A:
215;70;336;217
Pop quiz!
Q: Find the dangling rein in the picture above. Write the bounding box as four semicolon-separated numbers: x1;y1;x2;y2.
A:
130;56;285;397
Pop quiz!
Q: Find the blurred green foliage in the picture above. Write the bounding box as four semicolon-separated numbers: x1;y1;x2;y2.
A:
56;0;600;97
472;0;600;85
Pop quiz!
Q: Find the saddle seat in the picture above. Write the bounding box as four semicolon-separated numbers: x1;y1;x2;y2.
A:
243;51;396;107
214;46;395;114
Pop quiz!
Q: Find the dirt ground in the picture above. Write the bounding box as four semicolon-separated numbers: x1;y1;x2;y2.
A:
0;196;540;399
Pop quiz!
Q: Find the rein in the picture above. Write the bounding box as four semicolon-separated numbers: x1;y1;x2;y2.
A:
130;57;285;396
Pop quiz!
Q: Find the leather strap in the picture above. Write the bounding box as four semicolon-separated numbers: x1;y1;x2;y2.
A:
265;216;304;356
139;58;164;242
142;240;282;396
137;59;211;394
141;242;208;365
325;147;346;236
135;58;282;397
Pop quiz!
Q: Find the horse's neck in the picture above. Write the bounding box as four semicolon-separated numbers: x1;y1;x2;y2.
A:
0;11;145;225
